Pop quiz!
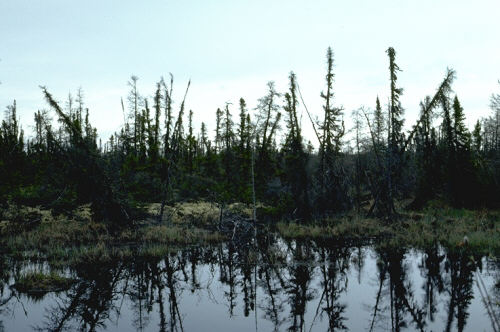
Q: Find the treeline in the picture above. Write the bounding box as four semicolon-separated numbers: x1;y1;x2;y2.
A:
1;47;499;226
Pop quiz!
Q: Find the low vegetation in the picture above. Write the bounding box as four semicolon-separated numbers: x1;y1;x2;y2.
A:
14;271;74;296
0;200;497;267
0;201;232;264
277;207;499;255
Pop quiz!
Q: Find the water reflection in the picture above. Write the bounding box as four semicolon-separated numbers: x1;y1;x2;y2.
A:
0;237;497;331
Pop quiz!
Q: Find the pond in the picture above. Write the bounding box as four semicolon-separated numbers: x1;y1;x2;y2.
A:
0;236;498;331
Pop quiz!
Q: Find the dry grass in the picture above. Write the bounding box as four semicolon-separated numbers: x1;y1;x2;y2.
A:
2;202;498;263
144;201;252;226
1;202;228;264
141;225;225;244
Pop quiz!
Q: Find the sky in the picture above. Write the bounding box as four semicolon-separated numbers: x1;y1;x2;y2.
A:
1;0;499;146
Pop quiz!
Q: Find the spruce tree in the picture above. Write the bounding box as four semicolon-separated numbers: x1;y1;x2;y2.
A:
186;109;196;174
472;120;482;154
374;96;384;146
41;87;132;226
452;96;470;151
282;72;310;219
238;98;248;153
163;75;174;156
408;68;455;208
317;47;346;213
151;81;162;162
200;122;210;154
384;47;404;217
237;98;251;201
451;95;474;206
221;103;236;197
215;108;223;153
351;108;365;212
127;75;141;155
0;101;25;201
255;81;281;198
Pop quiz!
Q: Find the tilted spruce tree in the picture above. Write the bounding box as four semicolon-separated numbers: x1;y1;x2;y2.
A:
254;81;281;200
412;96;439;208
410;69;455;208
41;87;132;227
171;80;190;159
367;51;457;216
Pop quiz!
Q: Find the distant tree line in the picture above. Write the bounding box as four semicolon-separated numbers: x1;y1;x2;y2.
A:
1;47;499;226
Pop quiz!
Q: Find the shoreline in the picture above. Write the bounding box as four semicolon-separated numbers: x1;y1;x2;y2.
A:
1;202;498;263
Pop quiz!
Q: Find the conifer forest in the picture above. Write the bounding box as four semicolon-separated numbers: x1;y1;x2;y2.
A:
1;22;499;331
1;47;499;224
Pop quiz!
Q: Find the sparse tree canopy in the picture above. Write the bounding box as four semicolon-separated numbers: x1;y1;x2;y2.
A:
0;47;498;228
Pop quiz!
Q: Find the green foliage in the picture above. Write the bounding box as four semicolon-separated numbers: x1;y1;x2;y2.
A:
374;96;384;145
0;101;25;202
14;271;74;295
282;72;310;220
316;47;347;214
472;120;482;154
254;81;282;201
0;47;498;229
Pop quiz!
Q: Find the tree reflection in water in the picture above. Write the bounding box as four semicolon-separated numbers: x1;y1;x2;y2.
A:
442;250;477;332
0;256;12;332
0;235;495;332
380;248;426;331
367;244;481;332
33;258;126;331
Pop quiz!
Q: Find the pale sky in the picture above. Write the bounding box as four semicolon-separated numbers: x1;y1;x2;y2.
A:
1;0;499;146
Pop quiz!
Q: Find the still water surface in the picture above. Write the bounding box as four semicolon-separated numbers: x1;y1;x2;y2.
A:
0;237;498;331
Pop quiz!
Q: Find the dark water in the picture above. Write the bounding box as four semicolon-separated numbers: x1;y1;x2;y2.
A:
0;237;498;331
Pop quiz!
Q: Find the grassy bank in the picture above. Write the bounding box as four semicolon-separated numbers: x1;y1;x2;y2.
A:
0;202;231;263
1;202;498;262
277;208;499;255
